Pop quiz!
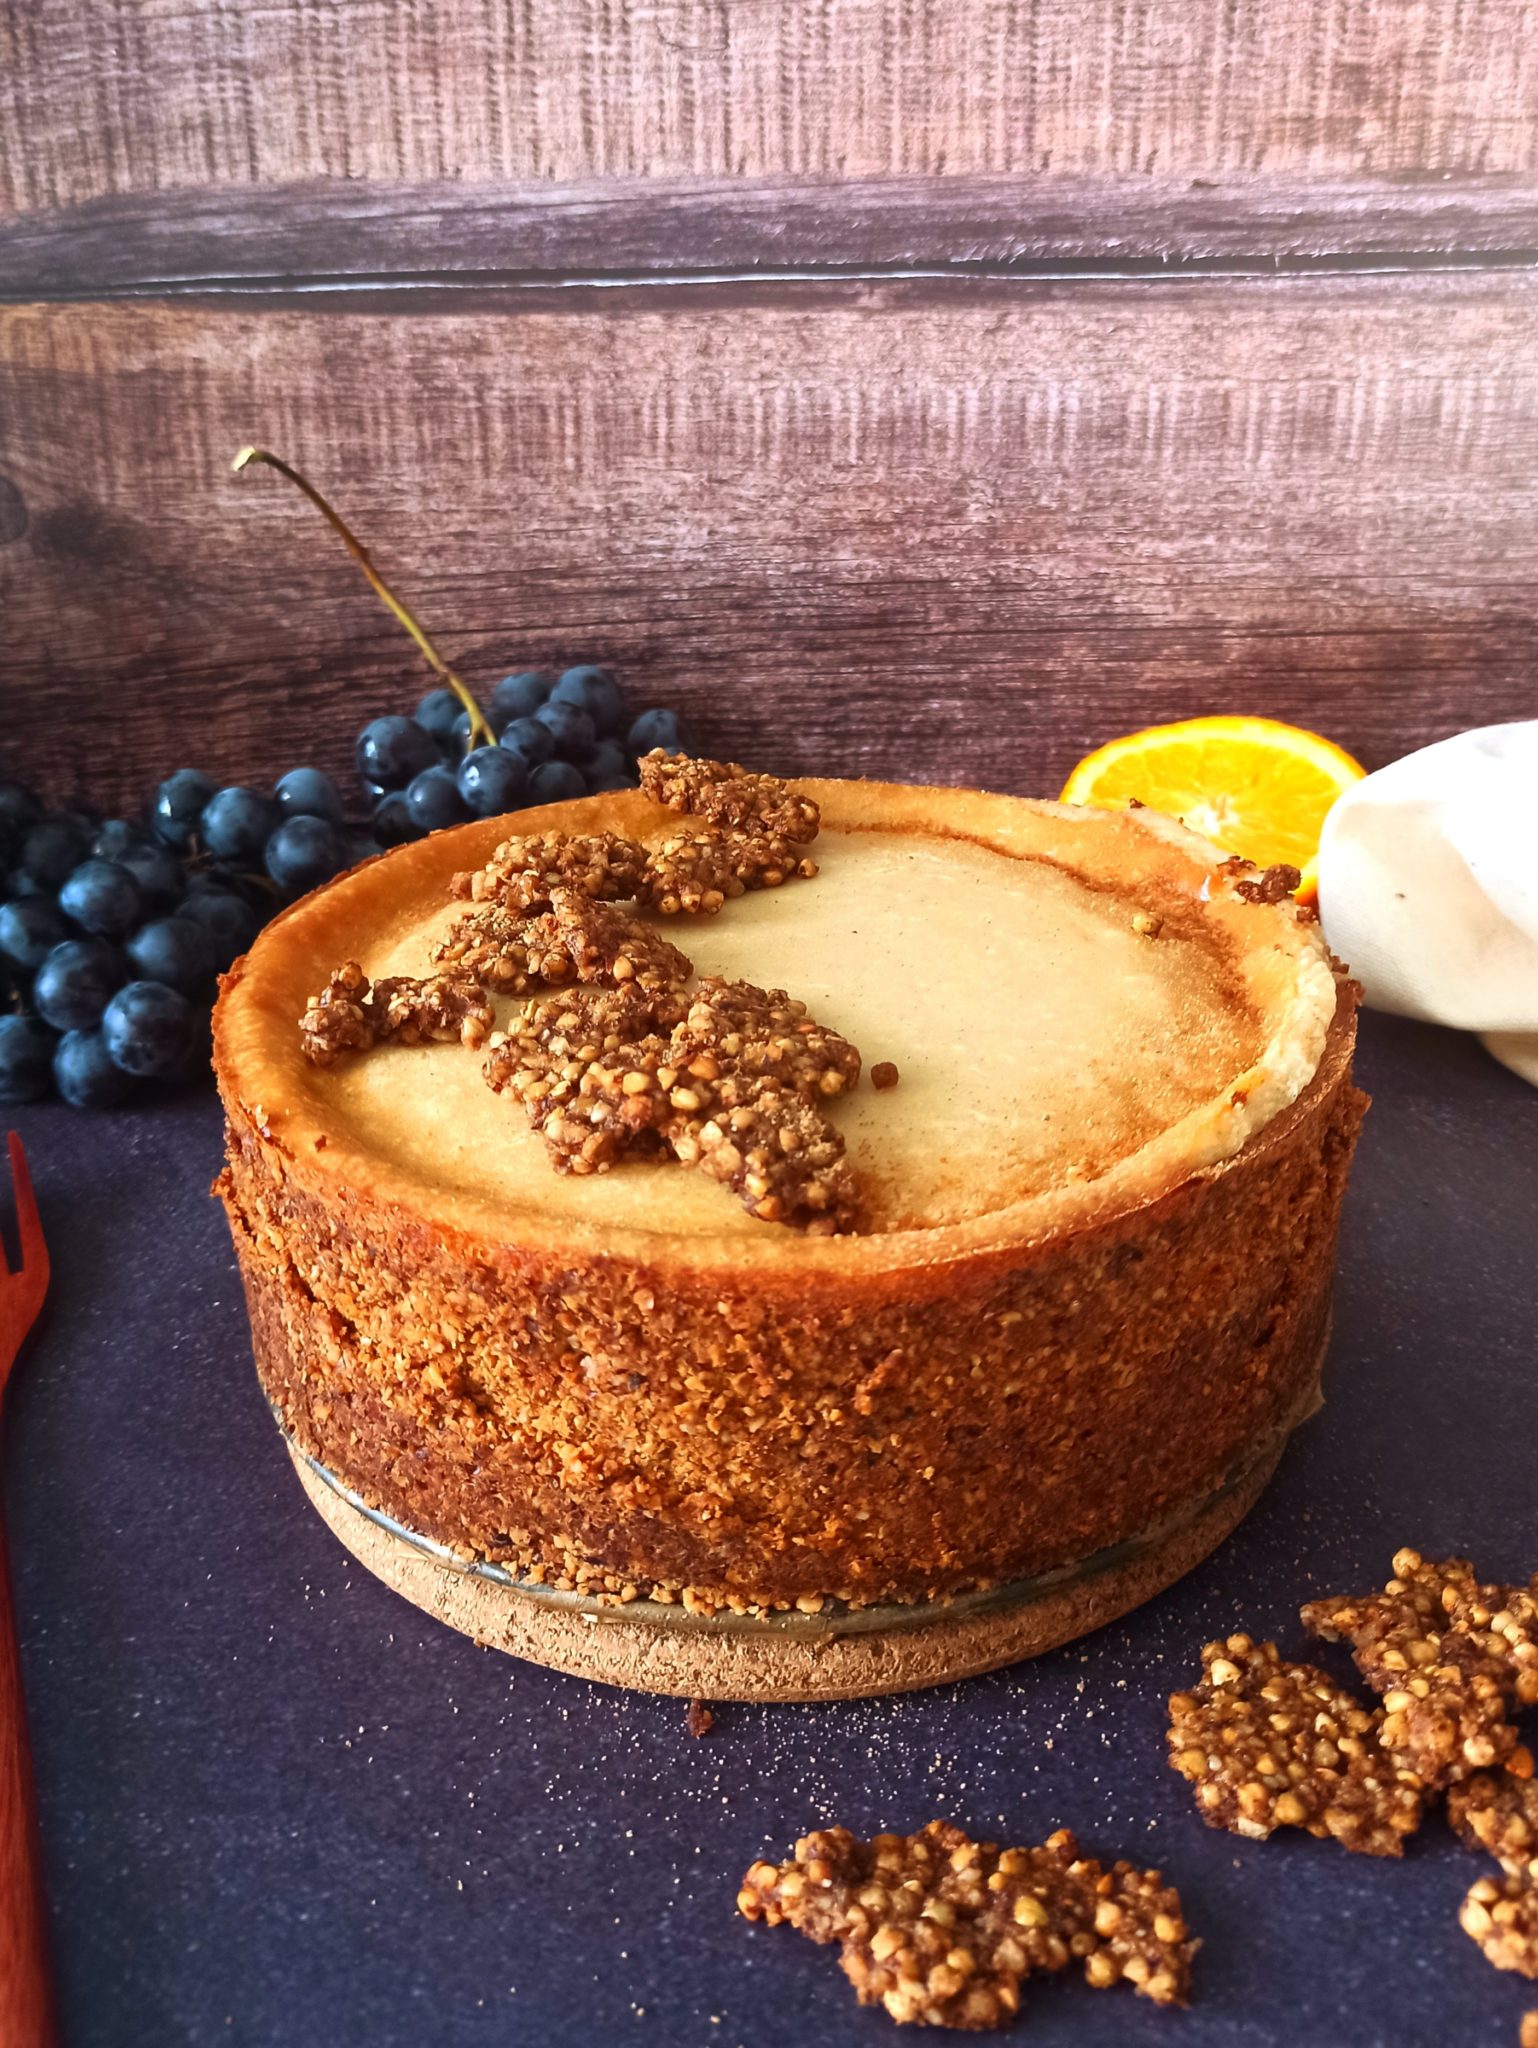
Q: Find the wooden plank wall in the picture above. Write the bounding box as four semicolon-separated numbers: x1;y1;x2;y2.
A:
3;0;1538;812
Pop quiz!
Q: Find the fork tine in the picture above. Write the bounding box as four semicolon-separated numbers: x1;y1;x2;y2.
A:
6;1132;48;1294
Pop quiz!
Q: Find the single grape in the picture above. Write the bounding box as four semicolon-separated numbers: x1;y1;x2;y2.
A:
534;701;596;761
0;1015;57;1104
0;783;42;861
355;716;438;792
201;786;280;863
54;1028;134;1109
626;708;683;756
179;888;263;971
32;938;127;1032
489;671;551;728
59;859;143;939
550;665;625;736
457;747;529;819
274;767;345;825
91;818;149;863
153;769;217;849
528;760;588;805
22;812;95;887
349;835;384;866
0;896;70;973
447;708;474;756
4;872;50;901
371;791;418;847
102;981;193;1077
585;739;632;787
265;816;352;897
118;838;186;913
415;688;465;750
500;716;555;768
126;916;216;996
405;764;470;834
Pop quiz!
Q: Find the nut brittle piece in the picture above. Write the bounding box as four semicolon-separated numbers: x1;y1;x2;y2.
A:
638;749;820;843
483;986;684;1175
1521;2009;1538;2046
1449;1766;1538;1879
737;1820;1194;2029
640;824;818;915
299;961;492;1066
1462;1874;1538;1979
1302;1549;1536;1787
449;831;650;910
434;890;692;998
1167;1635;1427;1856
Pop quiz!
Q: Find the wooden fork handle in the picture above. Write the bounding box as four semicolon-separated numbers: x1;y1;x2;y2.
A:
0;1516;55;2048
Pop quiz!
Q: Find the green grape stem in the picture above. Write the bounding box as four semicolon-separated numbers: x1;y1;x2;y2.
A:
232;446;495;751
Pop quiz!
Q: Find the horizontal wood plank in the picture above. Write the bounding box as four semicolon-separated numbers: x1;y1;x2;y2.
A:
3;274;1538;813
6;0;1538;220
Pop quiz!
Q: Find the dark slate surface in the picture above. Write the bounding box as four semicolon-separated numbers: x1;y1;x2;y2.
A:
3;1012;1536;2048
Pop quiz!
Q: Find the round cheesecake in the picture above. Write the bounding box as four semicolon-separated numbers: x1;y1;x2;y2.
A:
213;779;1363;1692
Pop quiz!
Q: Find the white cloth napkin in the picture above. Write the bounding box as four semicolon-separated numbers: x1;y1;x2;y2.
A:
1316;720;1538;1086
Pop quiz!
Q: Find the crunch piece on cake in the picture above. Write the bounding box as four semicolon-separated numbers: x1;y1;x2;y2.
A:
640;824;818;915
1167;1635;1426;1856
1302;1549;1536;1787
433;890;692;998
299;961;492;1066
449;830;650;910
737;1820;1195;2028
639;749;821;843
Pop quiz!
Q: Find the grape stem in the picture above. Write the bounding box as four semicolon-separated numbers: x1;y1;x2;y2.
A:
232;447;495;751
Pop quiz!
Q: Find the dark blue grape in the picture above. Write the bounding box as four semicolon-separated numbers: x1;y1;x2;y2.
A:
0;896;70;973
585;740;632;786
126;916;215;996
179;888;262;970
91;818;149;863
4;871;49;900
414;688;464;749
355;716;438;792
447;708;474;756
153;769;217;849
0;1015;57;1104
626;708;683;757
457;747;529;819
489;671;551;728
500;716;555;768
22;812;94;887
54;1027;133;1109
118;838;185;913
32;938;126;1031
534;700;596;761
371;791;418;847
528;760;588;805
405;764;470;833
349;835;384;866
59;859;143;939
0;783;42;860
550;665;625;736
201;786;280;863
102;981;193;1077
264;816;352;897
274;767;345;824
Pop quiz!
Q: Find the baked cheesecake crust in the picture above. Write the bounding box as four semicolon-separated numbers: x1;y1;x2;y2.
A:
215;795;1362;1610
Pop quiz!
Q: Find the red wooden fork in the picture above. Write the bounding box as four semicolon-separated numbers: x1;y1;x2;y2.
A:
0;1133;56;2048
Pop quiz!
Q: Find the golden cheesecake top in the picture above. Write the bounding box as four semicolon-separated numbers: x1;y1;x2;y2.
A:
213;779;1340;1274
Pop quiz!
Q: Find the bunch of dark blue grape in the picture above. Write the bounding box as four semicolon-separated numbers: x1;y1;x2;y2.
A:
360;665;681;845
0;766;362;1109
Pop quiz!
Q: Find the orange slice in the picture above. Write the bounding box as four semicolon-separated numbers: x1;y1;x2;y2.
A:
1059;715;1366;900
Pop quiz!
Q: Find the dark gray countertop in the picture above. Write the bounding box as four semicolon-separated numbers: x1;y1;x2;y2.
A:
5;1011;1536;2048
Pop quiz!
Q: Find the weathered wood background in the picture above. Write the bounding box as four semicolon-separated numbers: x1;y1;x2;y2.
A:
3;0;1538;812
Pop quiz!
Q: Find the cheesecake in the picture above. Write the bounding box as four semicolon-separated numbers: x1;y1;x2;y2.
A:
213;771;1362;1662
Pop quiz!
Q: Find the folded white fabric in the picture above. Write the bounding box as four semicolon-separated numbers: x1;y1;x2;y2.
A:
1316;720;1538;1086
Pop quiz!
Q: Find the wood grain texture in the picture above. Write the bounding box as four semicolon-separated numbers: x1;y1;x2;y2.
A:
9;173;1538;300
5;0;1538;219
3;275;1537;811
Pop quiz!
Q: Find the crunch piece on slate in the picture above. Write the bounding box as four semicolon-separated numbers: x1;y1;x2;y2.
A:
1449;1767;1538;1878
1167;1635;1426;1856
449;831;650;910
737;1819;1195;2029
638;749;821;843
640;824;818;915
1303;1549;1533;1787
1521;2010;1538;2047
299;961;492;1066
1461;1874;1538;1980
